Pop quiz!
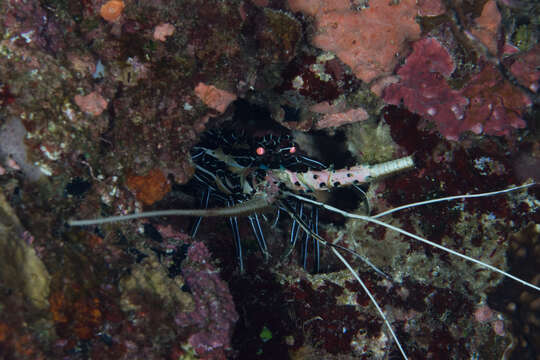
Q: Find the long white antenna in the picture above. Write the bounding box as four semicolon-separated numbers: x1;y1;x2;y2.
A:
68;194;273;226
372;183;535;219
285;187;540;292
277;200;408;359
331;247;409;359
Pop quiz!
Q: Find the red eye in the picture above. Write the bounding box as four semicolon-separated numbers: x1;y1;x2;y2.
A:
289;146;297;154
256;147;265;156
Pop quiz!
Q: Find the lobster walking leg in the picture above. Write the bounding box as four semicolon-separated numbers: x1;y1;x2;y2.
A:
289;199;304;248
301;206;320;272
248;213;269;261
312;206;320;273
190;188;211;237
227;199;244;273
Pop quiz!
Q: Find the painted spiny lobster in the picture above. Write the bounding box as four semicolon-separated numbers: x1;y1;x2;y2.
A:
69;127;539;360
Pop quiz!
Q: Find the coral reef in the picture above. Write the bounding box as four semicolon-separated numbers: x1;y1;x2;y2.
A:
0;0;538;359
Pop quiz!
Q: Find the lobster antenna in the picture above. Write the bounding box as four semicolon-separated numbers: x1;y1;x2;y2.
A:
277;200;408;359
372;183;535;219
331;246;409;360
68;194;273;226
284;187;540;292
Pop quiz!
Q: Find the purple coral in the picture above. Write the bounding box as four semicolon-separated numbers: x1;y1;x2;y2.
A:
383;37;469;140
384;37;531;140
175;242;239;360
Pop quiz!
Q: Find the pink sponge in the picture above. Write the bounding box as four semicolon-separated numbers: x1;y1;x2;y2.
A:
460;63;530;137
384;37;531;140
289;0;420;83
383;38;468;140
509;44;540;93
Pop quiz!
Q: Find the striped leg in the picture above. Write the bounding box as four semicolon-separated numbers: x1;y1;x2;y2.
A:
190;188;211;237
227;199;244;273
248;213;269;261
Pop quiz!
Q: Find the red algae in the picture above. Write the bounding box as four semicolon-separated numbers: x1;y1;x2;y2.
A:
314;107;369;129
153;23;175;42
74;92;109;116
0;83;16;107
